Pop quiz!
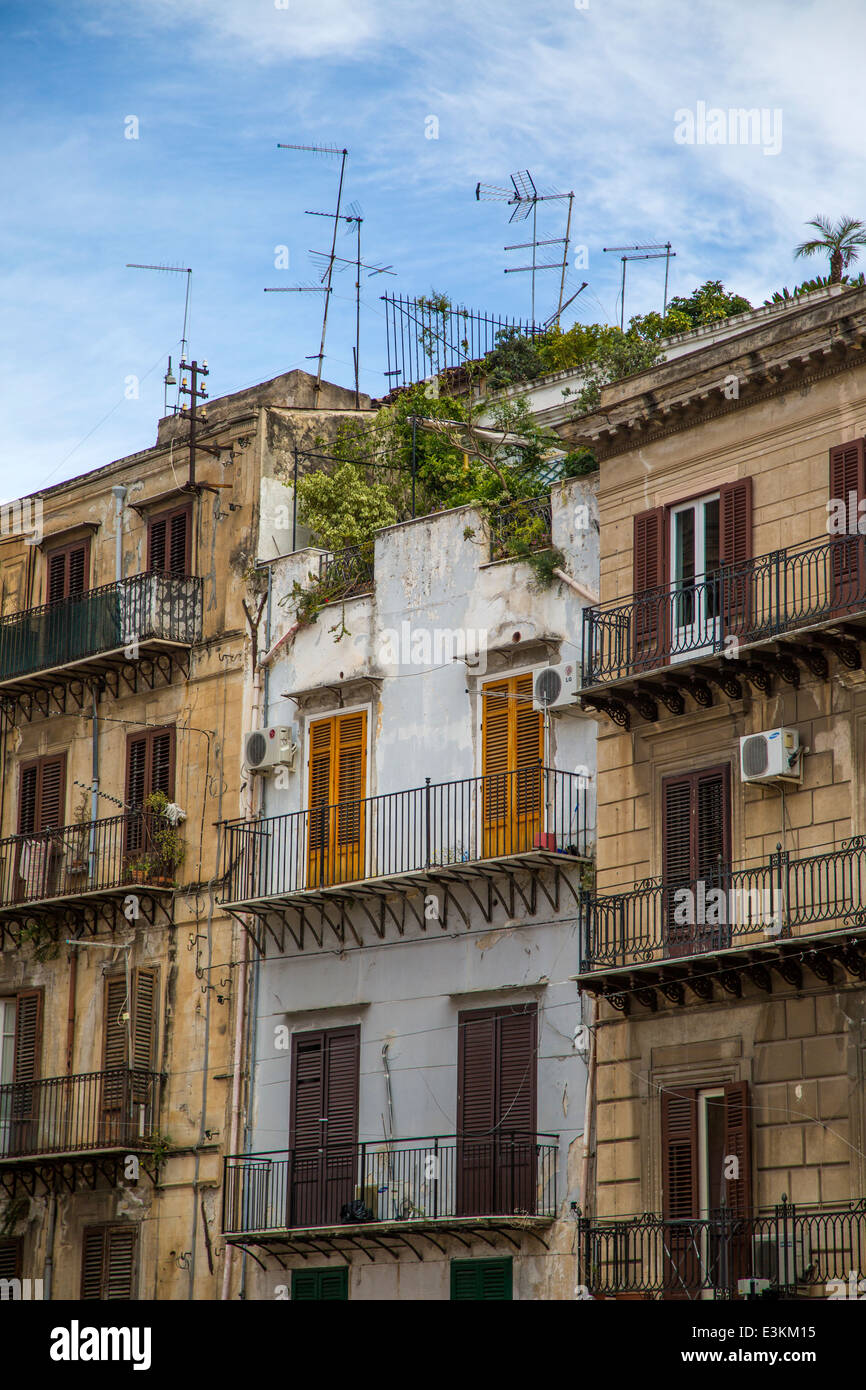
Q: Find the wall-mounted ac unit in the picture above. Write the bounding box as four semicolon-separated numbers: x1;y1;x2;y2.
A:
243;726;298;772
740;728;802;784
533;662;579;712
751;1228;810;1287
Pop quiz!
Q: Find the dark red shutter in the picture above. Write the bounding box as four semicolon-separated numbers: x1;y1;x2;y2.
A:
17;765;38;836
289;1027;359;1227
126;735;148;810
125;728;174;851
830;440;866;609
80;1227;136;1300
719;478;752;633
148;506;191;576
17;756;65;834
633;507;667;668
168;511;189;576
13;989;43;1085
660;1086;699;1297
147;518;167;573
47;552;67;605
67;544;87;596
150;732;173;798
723;1080;752;1216
45;541;89;604
457;1005;537;1216
663;767;730;955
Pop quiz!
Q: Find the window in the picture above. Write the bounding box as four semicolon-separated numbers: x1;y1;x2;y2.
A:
147;505;191;577
830;439;866;608
289;1027;359;1228
451;1258;512;1301
0;990;43;1157
457;1004;536;1216
45;539;90;605
291;1267;349;1300
662;765;731;955
125;726;175;854
632;480;751;668
0;1239;22;1282
306;711;368;888
80;1226;137;1300
102;970;158;1139
481;675;543;855
660;1082;752;1297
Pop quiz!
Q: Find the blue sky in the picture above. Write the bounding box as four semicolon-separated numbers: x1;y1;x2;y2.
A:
2;0;865;494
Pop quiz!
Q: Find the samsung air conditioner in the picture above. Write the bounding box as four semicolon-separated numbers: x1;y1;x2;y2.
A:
739;728;802;784
243;726;298;773
751;1228;810;1287
533;662;579;712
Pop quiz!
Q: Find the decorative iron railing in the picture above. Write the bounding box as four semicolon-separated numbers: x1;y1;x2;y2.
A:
0;572;202;684
382;293;543;386
489;496;553;562
581;534;866;687
222;1132;558;1235
582;839;866;971
0;811;183;909
578;1200;866;1298
220;766;589;904
316;547;374;599
0;1069;161;1160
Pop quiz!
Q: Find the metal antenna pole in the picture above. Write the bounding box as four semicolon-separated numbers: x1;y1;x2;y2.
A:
604;244;678;331
314;148;348;404
126;263;193;411
663;242;672;316
621;257;627;331
557;192;574;322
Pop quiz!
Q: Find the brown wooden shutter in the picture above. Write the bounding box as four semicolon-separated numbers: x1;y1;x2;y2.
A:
661;1086;698;1219
289;1027;359;1227
168;511;189;576
633;506;667;667
291;1032;326;1150
103;976;128;1070
497;1008;537;1134
45;541;89;604
126;735;148;810
830;440;866;608
131;968;157;1072
458;1013;497;1137
147;517;167;573
457;1005;537;1216
80;1226;136;1300
662;776;693;887
17;755;66;835
663;767;730;954
17;765;38;836
125;727;175;851
0;1239;21;1280
696;769;730;885
723;1080;752;1216
47;551;67;605
150;731;174;798
13;989;43;1085
148;505;191;576
719;479;752;633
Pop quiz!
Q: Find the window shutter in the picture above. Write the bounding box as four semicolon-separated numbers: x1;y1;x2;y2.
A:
45;542;89;604
291;1032;325;1149
131;968;157;1072
661;1086;698;1220
482;677;542;853
458;1013;497;1136
482;680;510;779
0;1239;21;1280
323;1027;360;1148
80;1229;105;1300
103;977;129;1070
830;440;866;606
723;1080;752;1216
17;756;66;835
696;768;730;886
291;1267;349;1301
307;717;333;856
67;544;87;596
168;512;189;576
81;1226;136;1300
126;735;148;810
719;479;752;567
13;989;43;1085
150;731;174;798
497;1008;537;1133
147;517;167;573
46;551;67;605
17;764;38;836
633;506;667;666
451;1258;513;1301
335;712;366;855
662;776;693;887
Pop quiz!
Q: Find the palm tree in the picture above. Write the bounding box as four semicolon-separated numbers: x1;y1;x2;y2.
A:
795;215;866;283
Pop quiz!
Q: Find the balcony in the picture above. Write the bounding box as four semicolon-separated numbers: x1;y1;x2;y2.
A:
0;1068;161;1194
220;767;590;951
579;841;866;1008
0;811;179;944
578;1201;866;1299
222;1132;558;1259
0;572;202;719
488;495;553;562
316;546;374;600
581;535;866;727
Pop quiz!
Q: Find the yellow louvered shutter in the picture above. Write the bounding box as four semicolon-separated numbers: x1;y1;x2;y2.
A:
482;676;541;855
307;711;368;887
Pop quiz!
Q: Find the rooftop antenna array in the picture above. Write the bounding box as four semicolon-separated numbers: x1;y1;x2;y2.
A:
270;142;349;407
475;170;574;324
602;242;677;329
126;263;192;413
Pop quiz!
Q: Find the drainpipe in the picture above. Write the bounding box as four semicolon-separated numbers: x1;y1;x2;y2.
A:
111;485;127;582
88;686;99;881
43;1193;57;1301
579;995;598;1224
552;567;599;606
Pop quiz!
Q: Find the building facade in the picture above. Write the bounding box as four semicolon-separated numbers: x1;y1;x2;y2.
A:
569;286;866;1299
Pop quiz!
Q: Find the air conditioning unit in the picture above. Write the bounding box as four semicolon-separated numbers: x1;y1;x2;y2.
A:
751;1228;810;1287
740;728;802;784
243;725;298;772
533;662;579;712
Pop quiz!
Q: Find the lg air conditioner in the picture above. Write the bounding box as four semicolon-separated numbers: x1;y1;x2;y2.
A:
243;726;299;773
533;662;579;712
739;728;802;784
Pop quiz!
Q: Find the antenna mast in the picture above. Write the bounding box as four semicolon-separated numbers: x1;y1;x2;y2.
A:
476;170;574;322
602;242;677;329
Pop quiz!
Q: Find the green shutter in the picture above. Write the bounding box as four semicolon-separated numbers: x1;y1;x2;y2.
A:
450;1258;512;1301
291;1267;349;1301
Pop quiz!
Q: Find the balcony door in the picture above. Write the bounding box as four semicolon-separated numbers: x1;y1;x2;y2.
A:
670;495;720;659
288;1027;359;1228
305;712;367;889
0;990;42;1157
101;970;158;1147
457;1004;537;1217
662;766;731;957
15;754;65;903
481;675;542;857
124;727;175;865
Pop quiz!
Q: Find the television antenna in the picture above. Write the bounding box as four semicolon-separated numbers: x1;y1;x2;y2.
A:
274;142;349;406
126;262;192;412
602;242;676;329
475;170;574;323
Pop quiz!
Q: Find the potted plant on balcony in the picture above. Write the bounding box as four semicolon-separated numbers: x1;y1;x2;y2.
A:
142;790;186;886
66;791;91;876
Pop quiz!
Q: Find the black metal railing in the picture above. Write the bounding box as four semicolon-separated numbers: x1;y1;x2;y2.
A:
489;496;553;562
221;766;588;904
316;547;374;600
578;1200;866;1298
0;1069;161;1160
0;572;202;684
582;534;866;687
382;293;543;386
583;838;866;971
0;811;184;908
222;1132;558;1235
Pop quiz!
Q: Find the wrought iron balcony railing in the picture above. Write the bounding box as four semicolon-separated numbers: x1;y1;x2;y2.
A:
222;1132;558;1235
489;495;553;562
316;546;374;599
583;840;866;971
0;810;184;909
578;1201;866;1298
581;534;866;688
0;572;202;685
0;1069;161;1160
221;766;589;904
